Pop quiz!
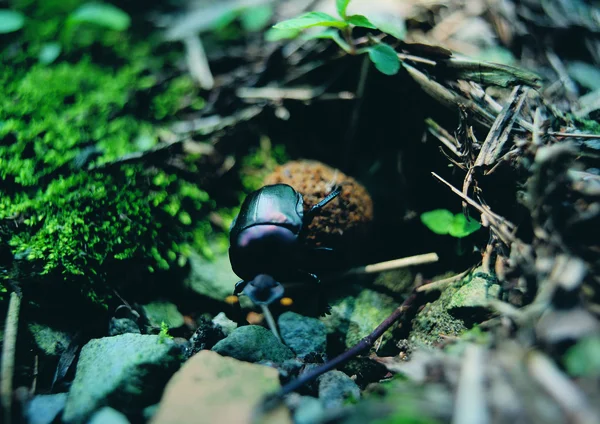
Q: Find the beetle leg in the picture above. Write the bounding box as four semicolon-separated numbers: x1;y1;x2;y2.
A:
233;280;248;295
303;186;342;225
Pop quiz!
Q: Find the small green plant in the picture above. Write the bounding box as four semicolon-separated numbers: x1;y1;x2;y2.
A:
158;321;173;343
270;0;402;75
420;209;481;238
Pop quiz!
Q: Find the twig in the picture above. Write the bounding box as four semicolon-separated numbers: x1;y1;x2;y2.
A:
184;35;214;90
452;344;490;424
528;351;597;424
417;268;472;292
260;288;423;411
473;85;527;170
236;86;355;101
344;253;439;275
343;54;371;170
1;291;22;424
432;172;516;244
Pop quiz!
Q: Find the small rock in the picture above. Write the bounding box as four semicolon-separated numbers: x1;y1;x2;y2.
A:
372;268;414;294
25;393;68;424
28;323;71;357
142;301;185;328
278;312;327;360
63;334;181;424
143;404;160;422
293;396;326;424
151;350;291;424
186;317;226;358
212;325;294;363
108;318;141;336
184;250;238;302
87;407;130;424
446;272;501;315
318;371;360;409
212;312;237;336
321;289;399;349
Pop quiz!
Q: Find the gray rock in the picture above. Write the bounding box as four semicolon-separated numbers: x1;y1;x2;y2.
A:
278;312;327;360
318;371;360;409
184;250;238;302
108;318;140;336
212;312;237;336
212;325;294;363
143;404;159;422
321;289;399;349
26;393;68;424
28;323;71;357
446;271;501;313
142;301;185;328
63;334;182;424
294;396;326;424
87;407;130;424
186;317;226;359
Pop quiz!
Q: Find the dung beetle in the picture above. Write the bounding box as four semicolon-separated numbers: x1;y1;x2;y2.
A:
229;183;341;301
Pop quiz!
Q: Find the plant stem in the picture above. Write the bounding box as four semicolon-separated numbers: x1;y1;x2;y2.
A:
2;291;22;424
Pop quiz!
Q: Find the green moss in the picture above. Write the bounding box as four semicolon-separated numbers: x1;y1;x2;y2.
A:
239;137;288;192
0;0;214;305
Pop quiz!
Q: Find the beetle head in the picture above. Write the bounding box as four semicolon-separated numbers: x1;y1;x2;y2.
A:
234;274;284;306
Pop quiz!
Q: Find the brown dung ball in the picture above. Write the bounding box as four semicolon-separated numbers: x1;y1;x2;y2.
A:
263;160;373;248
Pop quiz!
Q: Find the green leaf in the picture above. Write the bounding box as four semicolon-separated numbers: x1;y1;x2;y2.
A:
367;43;400;75
420;209;454;235
336;0;351;19
567;61;600;91
240;5;273;32
38;42;61;64
68;3;131;31
273;12;348;30
265;27;301;41
564;335;600;377
366;14;406;40
346;14;376;29
304;29;352;54
448;214;481;238
0;10;25;34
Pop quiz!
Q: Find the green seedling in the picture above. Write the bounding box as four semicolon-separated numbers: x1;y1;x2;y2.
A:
270;0;403;76
420;209;481;238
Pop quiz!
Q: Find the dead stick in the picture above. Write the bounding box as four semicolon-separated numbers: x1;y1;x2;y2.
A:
1;291;22;424
343;252;439;275
261;288;423;410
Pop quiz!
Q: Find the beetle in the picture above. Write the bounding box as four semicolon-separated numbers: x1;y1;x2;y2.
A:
229;183;341;301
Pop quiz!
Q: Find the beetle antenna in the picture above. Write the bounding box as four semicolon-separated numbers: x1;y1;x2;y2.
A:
304;185;342;224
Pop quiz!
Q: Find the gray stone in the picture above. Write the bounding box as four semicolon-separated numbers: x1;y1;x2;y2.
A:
87;407;130;424
278;312;327;360
212;325;294;363
26;393;67;424
142;301;185;328
184;250;238;302
108;318;140;336
211;312;237;336
63;334;182;424
318;371;360;409
321;289;399;349
447;271;501;312
28;323;71;357
294;396;326;424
